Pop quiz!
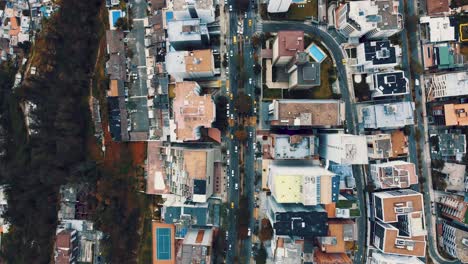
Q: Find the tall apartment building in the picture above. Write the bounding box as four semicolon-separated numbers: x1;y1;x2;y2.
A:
267;161;340;206
319;134;368;164
439;221;468;263
370;161;418;189
372;190;427;257
334;0;402;40
167;19;209;50
172;0;215;23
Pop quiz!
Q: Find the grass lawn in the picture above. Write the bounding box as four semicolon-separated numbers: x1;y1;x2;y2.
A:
262;85;283;100
312;58;334;99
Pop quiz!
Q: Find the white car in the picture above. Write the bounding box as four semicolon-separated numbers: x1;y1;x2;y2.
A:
234;146;238;153
235;183;238;190
230;50;233;57
247;228;251;236
227;103;230;109
227;159;230;165
227;150;230;156
249;78;252;85
249;131;253;137
253;107;257;114
245;12;248;18
229;5;232;11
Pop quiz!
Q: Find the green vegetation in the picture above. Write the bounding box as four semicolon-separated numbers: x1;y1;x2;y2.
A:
262;85;282;100
285;1;318;21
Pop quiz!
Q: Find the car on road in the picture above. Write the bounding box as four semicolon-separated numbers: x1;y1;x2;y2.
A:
229;5;232;12
249;78;252;85
231;202;234;209
233;36;236;43
249;131;253;138
235;183;238;190
230;50;233;57
247;228;251;236
248;19;252;27
253;107;257;114
227;150;230;156
231;169;234;176
234;145;238;153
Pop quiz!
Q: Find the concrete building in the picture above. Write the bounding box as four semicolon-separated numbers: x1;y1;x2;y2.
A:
360;102;414;129
355;40;401;72
368;250;425;264
178;227;213;264
319;134;368;164
314;250;352;264
372;189;427;257
167;19;209;50
267;161;340;206
166;50;215;80
444;104;468;126
370;161;418;189
267;0;292;13
437;195;468;224
420;16;455;43
269;99;345;127
429;131;466;161
288;61;321;90
55;229;79;264
172;0;215;23
439;221;468;263
367;134;392;159
368;71;409;98
162;199;210;229
425;71;468;100
426;0;450;16
422;43;464;70
170;81;215;142
146;142;217;203
268;134;315;159
334;0;402;40
271;236;304;263
272;31;304;66
266;195;329;238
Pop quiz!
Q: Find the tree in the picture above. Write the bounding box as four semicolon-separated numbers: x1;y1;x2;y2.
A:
431;159;445;170
259;218;273;241
364;183;376;193
234;92;252;116
254;64;262;75
114;17;128;30
255;243;267;264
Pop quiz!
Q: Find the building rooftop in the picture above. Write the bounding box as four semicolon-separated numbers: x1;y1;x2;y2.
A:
426;0;449;15
426;71;468;100
146;141;170;195
107;79;124;97
290;62;321;88
441;163;466;192
268;161;339;205
438;195;468;223
314;250;352;264
391;130;408;157
179;228;213;264
371;161;418;189
370;71;408;98
105;30;124;54
420;16;455;43
373;189;424;224
318;134;369;164
163;200;209;227
319;219;355;253
431;131;466;160
173;0;213;10
357;40;398;67
369;250;425;264
172;82;215;141
271;134;315;159
366;134;392;159
275;31;304;57
441;221;468;263
269;99;344;127
267;196;329;238
360;102;414;129
373;221;426;257
166;50;214;78
167;19;207;44
444;103;468;126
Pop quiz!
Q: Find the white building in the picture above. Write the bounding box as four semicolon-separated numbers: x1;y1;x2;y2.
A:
268;0;292;13
318;134;369;164
167;19;209;50
360;102;414;129
172;0;215;23
369;251;425;264
425;71;468;100
420;16;455;43
334;0;402;40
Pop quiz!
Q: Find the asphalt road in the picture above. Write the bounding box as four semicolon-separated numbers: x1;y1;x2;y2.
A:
261;21;366;263
400;0;459;263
